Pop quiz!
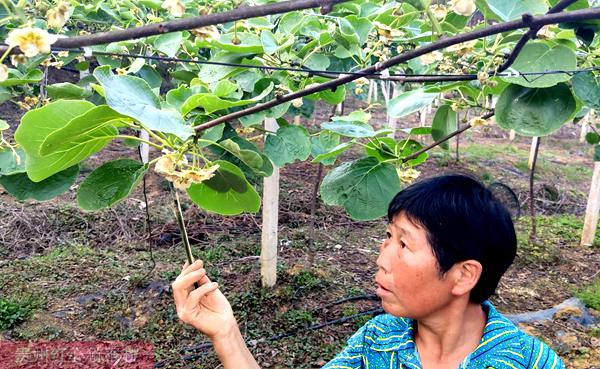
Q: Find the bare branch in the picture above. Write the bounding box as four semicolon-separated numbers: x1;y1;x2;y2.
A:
401;111;496;163
193;7;600;134
49;0;345;48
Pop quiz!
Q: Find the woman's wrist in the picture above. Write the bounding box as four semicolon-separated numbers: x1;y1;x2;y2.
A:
212;324;260;368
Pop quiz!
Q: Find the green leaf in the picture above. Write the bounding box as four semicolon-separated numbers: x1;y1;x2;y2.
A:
154;32;183;57
322;120;375;138
14;100;109;182
93;66;193;140
594;145;600;162
364;137;398;162
187;160;260;215
431;105;458;150
389;89;437;118
77;159;147;211
320;157;401;220
345;15;373;44
304;53;330;71
264;125;311;167
0;165;79;201
199;52;246;83
310;131;341;166
496;83;577;137
181;82;274;115
0;148;26;175
312;142;353;165
260;30;279;54
213;33;264;53
0;119;9;131
501;43;577;88
46;82;92;100
212;80;238;97
0;87;11;104
39;105;123;156
487;0;548;21
0;69;43;87
586;132;600;145
219;139;265;174
198;123;225;148
572;71;600;110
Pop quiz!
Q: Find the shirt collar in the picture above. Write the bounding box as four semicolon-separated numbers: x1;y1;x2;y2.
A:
366;301;522;365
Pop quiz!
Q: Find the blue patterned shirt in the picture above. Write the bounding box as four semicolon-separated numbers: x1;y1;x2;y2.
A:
323;301;565;369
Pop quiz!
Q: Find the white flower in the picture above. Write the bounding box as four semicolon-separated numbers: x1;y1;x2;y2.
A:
0;64;8;82
469;116;489;127
47;2;70;29
396;168;420;184
419;51;443;65
451;0;476;16
291;98;303;108
5;26;58;58
162;0;185;17
430;4;448;19
192;25;220;41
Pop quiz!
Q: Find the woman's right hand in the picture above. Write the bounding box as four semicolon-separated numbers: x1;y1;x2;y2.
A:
172;259;237;340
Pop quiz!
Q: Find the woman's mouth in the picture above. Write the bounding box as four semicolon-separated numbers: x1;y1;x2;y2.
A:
376;282;392;296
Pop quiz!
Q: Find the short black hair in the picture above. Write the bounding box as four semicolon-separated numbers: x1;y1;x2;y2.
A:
387;173;516;303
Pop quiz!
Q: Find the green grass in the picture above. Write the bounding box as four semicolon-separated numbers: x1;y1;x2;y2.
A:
0;296;41;330
576;279;600;310
515;214;600;265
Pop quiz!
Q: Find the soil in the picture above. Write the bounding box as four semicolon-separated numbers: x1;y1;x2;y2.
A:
0;93;599;368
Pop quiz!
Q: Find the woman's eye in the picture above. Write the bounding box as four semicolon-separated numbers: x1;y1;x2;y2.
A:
386;231;392;239
400;241;407;248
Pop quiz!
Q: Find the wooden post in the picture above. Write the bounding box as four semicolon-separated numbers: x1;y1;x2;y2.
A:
387;83;399;139
581;162;600;246
579;113;590;143
528;137;540;170
139;131;150;164
261;117;279;287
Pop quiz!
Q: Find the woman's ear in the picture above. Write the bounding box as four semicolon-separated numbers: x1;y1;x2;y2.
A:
450;260;482;297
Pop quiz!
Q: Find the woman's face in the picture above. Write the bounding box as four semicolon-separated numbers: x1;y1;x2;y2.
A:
375;212;455;319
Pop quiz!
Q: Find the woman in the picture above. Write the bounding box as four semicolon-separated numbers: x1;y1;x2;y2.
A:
172;174;565;368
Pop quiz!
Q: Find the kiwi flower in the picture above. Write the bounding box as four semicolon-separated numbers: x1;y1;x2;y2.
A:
6;26;58;58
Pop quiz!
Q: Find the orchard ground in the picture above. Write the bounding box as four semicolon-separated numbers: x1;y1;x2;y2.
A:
0;91;599;368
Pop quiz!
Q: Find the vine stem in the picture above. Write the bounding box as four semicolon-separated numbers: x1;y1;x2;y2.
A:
193;7;600;133
173;188;199;289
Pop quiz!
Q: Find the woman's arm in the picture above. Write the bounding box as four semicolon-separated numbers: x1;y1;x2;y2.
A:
171;260;260;369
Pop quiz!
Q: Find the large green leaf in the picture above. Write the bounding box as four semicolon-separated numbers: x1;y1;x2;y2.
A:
0;165;79;201
14;100;110;182
388;89;437;118
322;121;375;138
181;82;274;115
77;159;147;211
264;125;311;167
93;66;193;140
47;82;93;100
572;71;600;110
154;32;183;57
431;105;458;150
218;139;266;175
320;157;401;220
487;0;548;21
187;160;260;215
496;83;577;137
199;52;246;83
310;131;341;166
39;105;124;156
0;148;26;175
501;43;577;88
0;69;43;87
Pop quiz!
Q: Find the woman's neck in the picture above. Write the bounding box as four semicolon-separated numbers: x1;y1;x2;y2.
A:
414;299;487;367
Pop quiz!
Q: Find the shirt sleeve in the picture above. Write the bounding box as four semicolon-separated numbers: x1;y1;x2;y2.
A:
524;335;566;369
322;323;369;369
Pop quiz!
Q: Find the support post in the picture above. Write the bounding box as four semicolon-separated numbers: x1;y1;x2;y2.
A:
579;113;591;143
528;137;540;170
261;118;280;287
581;162;600;246
387;83;399;139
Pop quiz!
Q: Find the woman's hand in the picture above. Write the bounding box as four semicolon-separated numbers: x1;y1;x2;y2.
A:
172;259;237;340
